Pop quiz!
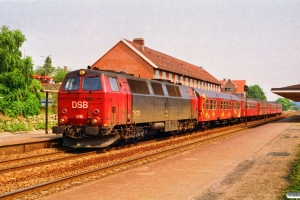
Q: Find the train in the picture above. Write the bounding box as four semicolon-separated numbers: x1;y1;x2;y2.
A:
52;68;282;148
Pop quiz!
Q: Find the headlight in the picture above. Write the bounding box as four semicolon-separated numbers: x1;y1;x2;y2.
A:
79;69;86;76
91;117;101;125
59;116;68;125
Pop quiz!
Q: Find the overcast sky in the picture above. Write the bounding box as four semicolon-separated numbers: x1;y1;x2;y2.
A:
1;0;299;101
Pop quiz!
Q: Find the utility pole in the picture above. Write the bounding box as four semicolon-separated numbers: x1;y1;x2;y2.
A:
244;85;249;125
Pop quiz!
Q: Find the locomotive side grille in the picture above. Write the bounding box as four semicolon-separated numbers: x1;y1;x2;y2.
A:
127;79;150;94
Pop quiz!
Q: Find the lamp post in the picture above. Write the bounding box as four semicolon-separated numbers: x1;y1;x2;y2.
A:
244;85;249;125
41;55;51;134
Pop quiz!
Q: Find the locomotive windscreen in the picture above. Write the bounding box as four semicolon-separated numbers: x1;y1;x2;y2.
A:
61;76;102;91
62;77;80;90
82;76;102;90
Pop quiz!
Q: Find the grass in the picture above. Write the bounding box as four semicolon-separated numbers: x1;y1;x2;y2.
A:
282;144;300;200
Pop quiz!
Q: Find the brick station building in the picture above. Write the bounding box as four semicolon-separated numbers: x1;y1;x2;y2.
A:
219;78;247;98
91;38;221;92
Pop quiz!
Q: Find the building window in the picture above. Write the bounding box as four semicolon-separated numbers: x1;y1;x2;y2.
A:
175;75;178;83
190;79;193;87
185;77;189;86
194;80;197;88
155;70;160;79
169;73;172;81
162;71;166;79
180;76;183;84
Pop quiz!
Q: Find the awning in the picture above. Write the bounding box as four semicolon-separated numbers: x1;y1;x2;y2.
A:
271;84;300;102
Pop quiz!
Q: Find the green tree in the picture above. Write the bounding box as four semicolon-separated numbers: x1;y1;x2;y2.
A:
276;98;292;111
53;66;69;83
34;56;55;76
247;85;267;100
0;26;41;117
291;102;299;111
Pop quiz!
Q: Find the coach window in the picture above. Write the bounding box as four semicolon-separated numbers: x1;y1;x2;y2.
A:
206;99;210;110
108;77;119;91
210;99;213;109
214;100;217;110
228;101;232;109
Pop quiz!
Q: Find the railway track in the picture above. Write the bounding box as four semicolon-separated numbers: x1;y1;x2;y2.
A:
0;114;290;199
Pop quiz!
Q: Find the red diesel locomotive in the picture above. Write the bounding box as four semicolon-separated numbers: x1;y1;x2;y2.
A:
52;68;282;148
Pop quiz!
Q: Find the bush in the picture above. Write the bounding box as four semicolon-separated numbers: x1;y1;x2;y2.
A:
0;100;22;118
22;93;41;117
0;114;57;133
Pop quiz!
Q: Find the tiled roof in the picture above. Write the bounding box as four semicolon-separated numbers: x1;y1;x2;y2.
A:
232;80;246;93
124;39;221;85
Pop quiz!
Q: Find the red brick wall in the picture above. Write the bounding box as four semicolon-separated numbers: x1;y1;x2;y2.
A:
92;42;154;79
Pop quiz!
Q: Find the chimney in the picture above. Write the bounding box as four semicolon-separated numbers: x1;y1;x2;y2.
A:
133;38;145;51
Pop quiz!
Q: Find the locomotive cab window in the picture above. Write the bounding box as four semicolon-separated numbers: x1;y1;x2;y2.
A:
62;76;80;90
109;77;120;91
82;76;102;91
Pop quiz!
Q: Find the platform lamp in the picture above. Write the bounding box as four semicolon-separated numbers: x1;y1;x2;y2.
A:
244;85;249;125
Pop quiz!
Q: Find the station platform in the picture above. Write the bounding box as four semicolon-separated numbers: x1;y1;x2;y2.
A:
0;130;62;155
0;130;61;146
40;114;300;200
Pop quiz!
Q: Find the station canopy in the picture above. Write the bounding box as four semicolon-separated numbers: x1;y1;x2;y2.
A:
271;84;300;102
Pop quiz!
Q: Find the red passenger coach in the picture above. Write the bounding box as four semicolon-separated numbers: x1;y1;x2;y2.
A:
240;98;258;118
194;89;241;129
268;102;283;116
